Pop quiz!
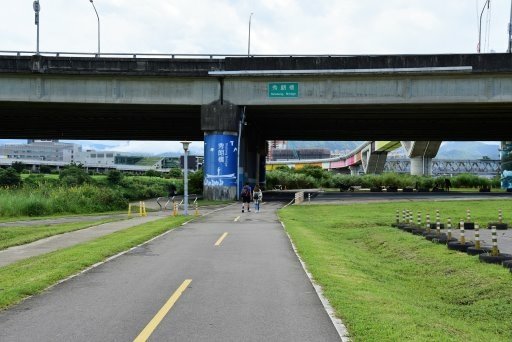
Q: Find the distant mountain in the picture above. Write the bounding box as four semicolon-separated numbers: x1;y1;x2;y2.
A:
437;142;499;159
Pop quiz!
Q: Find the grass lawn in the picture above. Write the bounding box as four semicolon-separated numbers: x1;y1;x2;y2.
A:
0;218;126;250
280;200;512;342
0;215;189;310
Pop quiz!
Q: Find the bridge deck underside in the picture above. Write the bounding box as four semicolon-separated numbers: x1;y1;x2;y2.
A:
1;101;511;141
0;102;202;140
248;103;512;141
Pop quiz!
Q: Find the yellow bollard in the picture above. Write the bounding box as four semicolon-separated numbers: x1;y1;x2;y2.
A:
173;201;177;217
128;203;132;217
142;202;147;217
139;201;143;217
195;201;199;216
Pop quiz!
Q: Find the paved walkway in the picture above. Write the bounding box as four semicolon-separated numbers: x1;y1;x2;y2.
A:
0;213;164;268
0;203;342;342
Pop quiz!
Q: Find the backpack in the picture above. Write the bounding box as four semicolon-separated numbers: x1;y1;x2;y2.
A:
253;192;260;200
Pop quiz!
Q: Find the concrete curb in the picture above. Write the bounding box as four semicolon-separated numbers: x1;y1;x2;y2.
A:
280;220;351;342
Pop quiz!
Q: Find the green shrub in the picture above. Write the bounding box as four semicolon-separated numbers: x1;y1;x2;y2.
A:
11;161;25;173
144;170;161;177
106;170;123;185
188;169;203;195
0;168;22;187
168;168;183;178
59;164;92;187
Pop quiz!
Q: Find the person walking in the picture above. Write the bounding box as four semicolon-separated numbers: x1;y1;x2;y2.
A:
253;185;263;212
444;178;451;192
241;183;252;213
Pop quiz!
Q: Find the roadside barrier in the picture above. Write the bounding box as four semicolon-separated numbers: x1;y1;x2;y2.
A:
447;218;452;240
488;209;509;230
491;226;499;256
479;226;512;264
475;224;480;249
128;203;132;217
447;219;474;252
142;201;147;217
467;222;491;255
417;212;421;228
460;220;465;244
194;197;199;216
294;191;304;204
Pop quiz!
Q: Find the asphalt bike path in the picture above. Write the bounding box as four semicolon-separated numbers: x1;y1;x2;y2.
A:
0;203;341;341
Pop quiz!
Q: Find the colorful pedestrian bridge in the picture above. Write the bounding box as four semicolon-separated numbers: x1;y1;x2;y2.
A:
267;141;441;175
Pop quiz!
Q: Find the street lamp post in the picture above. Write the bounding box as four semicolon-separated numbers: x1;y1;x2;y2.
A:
180;141;192;215
248;12;253;56
478;0;491;53
89;0;100;56
33;0;40;55
508;0;512;53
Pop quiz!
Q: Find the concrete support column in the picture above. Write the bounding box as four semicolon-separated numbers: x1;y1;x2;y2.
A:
349;166;359;176
203;131;239;200
201;101;240;200
410;156;433;176
259;153;267;188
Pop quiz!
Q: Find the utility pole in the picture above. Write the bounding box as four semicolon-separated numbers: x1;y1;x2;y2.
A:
508;0;512;52
33;0;40;55
478;0;491;53
89;0;100;56
248;13;253;56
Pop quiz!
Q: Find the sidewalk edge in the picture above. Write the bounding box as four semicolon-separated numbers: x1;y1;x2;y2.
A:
281;220;351;342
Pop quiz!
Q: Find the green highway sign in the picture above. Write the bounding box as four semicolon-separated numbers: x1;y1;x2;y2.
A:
268;82;299;98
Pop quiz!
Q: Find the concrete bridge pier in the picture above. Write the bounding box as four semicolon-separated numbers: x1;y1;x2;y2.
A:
349;165;360;176
410;156;433;176
401;141;442;176
201;101;240;200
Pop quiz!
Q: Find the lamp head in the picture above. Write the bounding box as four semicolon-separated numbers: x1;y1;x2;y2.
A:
180;141;192;152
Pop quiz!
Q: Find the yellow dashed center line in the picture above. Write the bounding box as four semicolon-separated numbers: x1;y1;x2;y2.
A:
215;232;229;246
234;216;240;222
133;279;192;342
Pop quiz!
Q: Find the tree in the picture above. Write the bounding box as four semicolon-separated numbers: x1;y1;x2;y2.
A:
188;169;203;195
0;167;22;187
59;163;92;186
168;168;183;178
39;165;52;174
106;169;123;185
144;170;161;177
11;161;25;173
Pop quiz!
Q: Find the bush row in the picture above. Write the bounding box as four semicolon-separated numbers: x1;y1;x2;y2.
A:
265;166;500;190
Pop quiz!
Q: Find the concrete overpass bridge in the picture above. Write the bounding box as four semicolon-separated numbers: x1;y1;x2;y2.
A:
267;140;442;175
1;52;512;199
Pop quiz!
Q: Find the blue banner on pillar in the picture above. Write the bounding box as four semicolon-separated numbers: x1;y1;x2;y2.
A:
204;134;238;187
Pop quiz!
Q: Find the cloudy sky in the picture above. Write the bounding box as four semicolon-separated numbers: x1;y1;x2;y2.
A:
0;0;509;154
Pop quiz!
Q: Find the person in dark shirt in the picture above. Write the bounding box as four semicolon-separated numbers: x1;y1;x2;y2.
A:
241;183;252;213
